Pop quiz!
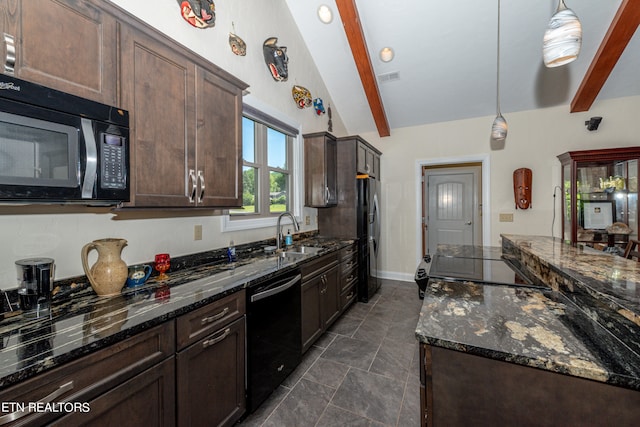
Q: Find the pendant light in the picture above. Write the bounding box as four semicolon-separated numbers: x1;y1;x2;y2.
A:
491;0;507;142
543;0;582;67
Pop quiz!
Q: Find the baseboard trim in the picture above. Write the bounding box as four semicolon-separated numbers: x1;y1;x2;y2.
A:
376;270;414;283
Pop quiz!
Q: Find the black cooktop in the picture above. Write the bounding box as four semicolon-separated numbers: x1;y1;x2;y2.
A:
428;254;532;286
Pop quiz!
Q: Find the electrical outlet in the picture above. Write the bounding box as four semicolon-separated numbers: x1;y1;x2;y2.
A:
499;213;514;222
305;215;311;225
194;224;203;240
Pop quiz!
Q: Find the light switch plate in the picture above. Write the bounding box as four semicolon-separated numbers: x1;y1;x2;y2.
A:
194;224;203;240
499;213;514;222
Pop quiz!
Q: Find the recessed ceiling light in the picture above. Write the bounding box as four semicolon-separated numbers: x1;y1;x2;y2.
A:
317;4;333;24
380;47;394;62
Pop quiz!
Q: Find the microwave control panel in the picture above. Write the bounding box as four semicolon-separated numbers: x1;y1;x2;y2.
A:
100;133;127;189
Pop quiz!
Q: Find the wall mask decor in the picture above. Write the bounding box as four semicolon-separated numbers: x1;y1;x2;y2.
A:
179;0;215;28
292;85;312;109
313;98;326;115
513;168;532;209
229;33;246;56
263;37;288;82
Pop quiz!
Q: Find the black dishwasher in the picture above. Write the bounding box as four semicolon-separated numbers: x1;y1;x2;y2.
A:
246;269;302;413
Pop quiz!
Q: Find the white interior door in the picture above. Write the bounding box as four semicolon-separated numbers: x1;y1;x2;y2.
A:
425;165;482;255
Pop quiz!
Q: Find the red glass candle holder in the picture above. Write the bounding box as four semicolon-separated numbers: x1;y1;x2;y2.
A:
154;253;170;278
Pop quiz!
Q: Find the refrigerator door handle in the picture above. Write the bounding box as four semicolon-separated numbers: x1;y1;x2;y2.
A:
371;192;380;255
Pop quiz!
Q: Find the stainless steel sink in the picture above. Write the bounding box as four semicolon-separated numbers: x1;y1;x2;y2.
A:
277;246;323;259
293;246;323;254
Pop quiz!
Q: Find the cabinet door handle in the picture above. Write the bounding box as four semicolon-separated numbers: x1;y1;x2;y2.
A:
188;169;197;203
3;33;15;74
203;327;231;348
0;381;74;425
197;170;205;203
201;307;229;325
325;186;330;203
346;292;354;300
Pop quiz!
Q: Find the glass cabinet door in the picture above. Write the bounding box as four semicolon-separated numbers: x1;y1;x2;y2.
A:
558;148;640;253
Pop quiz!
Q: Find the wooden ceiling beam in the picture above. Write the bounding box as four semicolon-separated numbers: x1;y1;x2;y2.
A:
571;0;640;112
335;0;390;137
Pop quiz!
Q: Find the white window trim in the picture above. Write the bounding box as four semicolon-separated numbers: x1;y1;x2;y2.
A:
223;95;303;232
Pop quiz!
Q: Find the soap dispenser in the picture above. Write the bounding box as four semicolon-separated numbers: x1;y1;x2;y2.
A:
285;229;293;246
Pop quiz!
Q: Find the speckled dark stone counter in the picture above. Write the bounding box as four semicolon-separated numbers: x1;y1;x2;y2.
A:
0;234;353;390
415;236;640;391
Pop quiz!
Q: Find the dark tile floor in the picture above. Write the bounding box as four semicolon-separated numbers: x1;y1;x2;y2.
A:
239;279;423;427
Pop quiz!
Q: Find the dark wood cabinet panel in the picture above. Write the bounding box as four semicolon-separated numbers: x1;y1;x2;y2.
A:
301;253;340;352
0;322;175;426
52;357;176;427
322;264;340;327
420;344;640;427
301;274;323;353
177;316;246;427
304;132;338;207
0;0;118;105
195;67;243;207
176;289;245;350
119;24;195;207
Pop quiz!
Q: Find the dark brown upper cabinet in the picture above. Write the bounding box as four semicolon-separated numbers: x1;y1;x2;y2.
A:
117;5;247;208
304;132;338;207
0;0;118;105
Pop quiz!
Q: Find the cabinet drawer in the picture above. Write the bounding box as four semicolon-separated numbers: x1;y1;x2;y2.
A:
341;253;357;275
340;244;357;262
341;267;358;294
301;253;339;281
0;321;175;427
176;289;246;350
340;283;357;310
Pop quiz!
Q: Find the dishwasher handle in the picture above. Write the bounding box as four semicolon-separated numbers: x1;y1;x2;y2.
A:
251;274;301;303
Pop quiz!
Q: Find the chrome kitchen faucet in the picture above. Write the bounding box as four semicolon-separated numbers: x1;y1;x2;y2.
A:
276;212;300;250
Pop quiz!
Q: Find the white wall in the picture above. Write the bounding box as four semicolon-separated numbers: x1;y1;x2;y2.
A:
0;0;347;286
361;95;640;281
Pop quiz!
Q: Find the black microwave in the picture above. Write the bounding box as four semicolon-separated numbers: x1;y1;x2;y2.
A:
0;75;129;205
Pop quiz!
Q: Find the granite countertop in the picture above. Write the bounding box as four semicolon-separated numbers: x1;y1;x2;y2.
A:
0;235;353;389
415;236;640;391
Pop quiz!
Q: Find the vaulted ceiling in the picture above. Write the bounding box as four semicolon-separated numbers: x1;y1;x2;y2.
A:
285;0;640;137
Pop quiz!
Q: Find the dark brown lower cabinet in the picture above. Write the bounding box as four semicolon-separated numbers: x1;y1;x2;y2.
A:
301;253;340;353
52;357;175;427
176;316;246;427
0;322;175;427
420;344;640;427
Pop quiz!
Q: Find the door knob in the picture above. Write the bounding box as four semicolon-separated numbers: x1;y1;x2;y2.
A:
465;221;472;225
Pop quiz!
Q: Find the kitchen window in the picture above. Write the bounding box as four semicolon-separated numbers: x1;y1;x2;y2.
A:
225;103;301;230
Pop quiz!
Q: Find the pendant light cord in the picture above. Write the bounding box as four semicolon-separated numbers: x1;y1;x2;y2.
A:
496;0;501;115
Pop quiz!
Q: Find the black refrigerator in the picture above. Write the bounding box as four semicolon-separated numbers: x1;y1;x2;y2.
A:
317;135;382;302
356;176;380;301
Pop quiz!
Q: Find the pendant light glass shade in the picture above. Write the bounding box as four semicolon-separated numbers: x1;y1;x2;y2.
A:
491;0;507;142
491;114;508;141
543;0;582;67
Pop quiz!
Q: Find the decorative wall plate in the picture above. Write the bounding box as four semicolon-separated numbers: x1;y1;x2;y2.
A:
229;33;246;56
313;98;326;115
263;37;288;82
292;85;312;109
179;0;215;29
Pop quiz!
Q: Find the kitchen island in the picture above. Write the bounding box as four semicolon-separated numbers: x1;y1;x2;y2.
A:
415;235;640;426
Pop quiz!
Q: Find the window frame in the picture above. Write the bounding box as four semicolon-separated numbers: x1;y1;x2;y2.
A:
223;98;303;232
